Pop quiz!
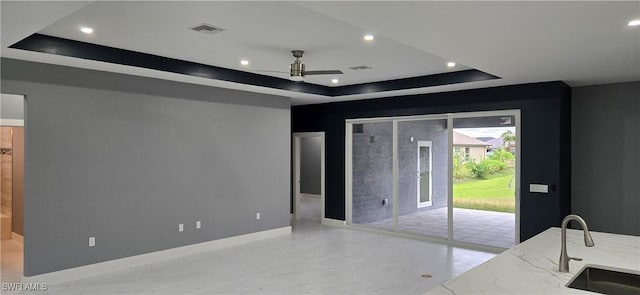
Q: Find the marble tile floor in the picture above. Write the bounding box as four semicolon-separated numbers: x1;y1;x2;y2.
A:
296;195;322;225
364;208;515;249
0;216;496;294
1;238;23;283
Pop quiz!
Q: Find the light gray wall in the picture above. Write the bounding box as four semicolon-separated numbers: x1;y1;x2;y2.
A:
1;59;291;276
0;93;24;120
300;137;321;195
572;81;640;236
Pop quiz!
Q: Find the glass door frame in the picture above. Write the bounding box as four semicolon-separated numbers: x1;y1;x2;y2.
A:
345;110;521;247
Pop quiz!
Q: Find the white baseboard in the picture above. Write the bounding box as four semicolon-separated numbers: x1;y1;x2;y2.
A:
0;119;24;126
321;218;346;227
23;226;291;284
300;193;321;199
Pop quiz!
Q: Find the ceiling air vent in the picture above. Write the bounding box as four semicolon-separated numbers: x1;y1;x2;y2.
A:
190;23;226;35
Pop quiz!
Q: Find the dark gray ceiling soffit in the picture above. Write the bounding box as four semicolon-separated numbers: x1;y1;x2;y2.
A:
10;34;500;96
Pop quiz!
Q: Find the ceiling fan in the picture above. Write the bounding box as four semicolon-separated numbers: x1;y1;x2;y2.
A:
254;50;343;82
288;50;343;81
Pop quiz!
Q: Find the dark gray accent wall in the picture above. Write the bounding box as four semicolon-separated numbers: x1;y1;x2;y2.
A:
352;122;393;224
1;58;291;276
572;81;640;236
300;137;321;195
398;120;449;215
293;81;572;241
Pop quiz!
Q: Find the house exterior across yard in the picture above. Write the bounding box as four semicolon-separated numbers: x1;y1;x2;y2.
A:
485;133;516;155
453;132;490;162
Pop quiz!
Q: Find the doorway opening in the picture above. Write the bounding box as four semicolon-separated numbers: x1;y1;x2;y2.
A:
1;93;25;282
293;132;325;225
345;110;520;249
452;114;518;248
417;141;433;208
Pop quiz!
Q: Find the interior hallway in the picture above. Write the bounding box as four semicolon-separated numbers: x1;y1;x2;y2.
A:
0;213;495;294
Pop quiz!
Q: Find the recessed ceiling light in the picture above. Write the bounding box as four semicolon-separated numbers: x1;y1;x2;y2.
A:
629;19;640;26
240;59;249;66
331;78;339;84
364;34;375;41
80;27;93;34
447;62;456;67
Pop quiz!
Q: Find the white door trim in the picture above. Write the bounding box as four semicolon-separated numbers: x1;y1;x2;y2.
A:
514;110;521;244
293;132;325;224
345;124;353;225
417;140;433;208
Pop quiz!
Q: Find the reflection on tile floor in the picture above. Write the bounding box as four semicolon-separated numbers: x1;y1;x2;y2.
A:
366;208;515;248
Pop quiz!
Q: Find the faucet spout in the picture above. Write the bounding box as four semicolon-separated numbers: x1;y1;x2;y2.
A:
559;214;594;272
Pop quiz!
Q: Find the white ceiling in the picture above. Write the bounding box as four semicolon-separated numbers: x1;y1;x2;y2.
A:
2;1;639;105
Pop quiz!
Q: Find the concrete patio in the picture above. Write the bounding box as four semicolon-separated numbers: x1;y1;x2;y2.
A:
365;207;515;248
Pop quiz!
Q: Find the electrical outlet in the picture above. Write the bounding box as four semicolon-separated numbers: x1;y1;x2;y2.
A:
256;212;261;220
196;221;201;229
529;184;549;193
179;224;184;232
89;237;96;247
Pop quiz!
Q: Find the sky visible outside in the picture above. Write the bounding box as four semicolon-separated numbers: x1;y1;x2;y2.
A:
454;127;516;139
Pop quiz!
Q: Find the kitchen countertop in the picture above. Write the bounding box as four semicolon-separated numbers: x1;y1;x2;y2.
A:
426;227;640;294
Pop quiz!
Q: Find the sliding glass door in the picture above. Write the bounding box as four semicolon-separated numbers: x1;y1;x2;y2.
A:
346;111;520;248
452;114;518;248
396;118;449;239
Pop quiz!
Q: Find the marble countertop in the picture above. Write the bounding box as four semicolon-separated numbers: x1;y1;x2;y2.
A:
426;227;640;294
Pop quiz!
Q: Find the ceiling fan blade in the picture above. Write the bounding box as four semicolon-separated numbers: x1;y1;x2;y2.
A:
304;70;343;75
250;69;289;74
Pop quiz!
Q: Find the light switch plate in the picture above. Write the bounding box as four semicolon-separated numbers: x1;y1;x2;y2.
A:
178;224;184;232
256;212;261;220
529;184;549;193
89;237;95;247
196;221;201;229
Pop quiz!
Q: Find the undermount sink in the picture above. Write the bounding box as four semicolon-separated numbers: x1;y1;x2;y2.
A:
567;265;640;294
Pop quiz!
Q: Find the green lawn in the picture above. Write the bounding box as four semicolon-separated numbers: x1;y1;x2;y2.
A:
453;169;515;213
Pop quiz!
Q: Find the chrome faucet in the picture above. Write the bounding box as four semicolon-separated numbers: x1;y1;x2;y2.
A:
559;214;595;272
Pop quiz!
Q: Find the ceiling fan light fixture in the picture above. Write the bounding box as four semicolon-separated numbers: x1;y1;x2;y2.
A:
628;19;640;26
80;26;93;34
290;75;304;82
364;34;375;41
447;62;456;67
240;59;249;66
